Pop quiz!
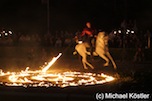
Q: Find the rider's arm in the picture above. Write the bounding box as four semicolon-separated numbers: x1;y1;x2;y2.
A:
81;29;93;36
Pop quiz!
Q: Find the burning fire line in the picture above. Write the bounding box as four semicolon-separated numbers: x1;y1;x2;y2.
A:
0;53;115;88
42;53;62;72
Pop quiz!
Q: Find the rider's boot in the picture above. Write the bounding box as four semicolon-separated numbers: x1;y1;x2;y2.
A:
90;47;94;61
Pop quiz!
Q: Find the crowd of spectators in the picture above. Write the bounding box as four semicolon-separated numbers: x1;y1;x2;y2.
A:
109;29;138;48
0;20;151;49
42;30;76;47
0;26;151;63
0;30;76;47
109;29;152;48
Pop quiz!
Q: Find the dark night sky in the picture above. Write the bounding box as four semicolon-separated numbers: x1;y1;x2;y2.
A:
0;0;152;34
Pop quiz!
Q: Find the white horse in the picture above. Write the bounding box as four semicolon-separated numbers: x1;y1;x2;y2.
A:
74;31;117;69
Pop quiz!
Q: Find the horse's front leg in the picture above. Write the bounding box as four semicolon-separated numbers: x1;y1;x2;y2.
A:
82;58;88;69
82;57;94;69
85;61;94;69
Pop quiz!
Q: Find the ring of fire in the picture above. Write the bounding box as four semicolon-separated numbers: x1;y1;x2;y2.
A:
0;53;115;88
0;70;115;88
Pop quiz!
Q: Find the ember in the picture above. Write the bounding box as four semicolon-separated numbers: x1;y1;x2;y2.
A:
0;53;115;88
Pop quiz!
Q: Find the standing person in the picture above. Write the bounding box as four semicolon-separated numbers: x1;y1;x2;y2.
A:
81;22;95;59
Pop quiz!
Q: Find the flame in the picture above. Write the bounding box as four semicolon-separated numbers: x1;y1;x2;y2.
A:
0;69;115;88
42;53;62;72
0;53;115;88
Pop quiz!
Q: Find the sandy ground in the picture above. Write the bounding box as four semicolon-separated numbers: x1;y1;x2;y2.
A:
0;46;152;101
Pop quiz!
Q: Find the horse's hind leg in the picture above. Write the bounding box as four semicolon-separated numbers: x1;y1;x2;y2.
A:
98;53;109;67
106;52;117;69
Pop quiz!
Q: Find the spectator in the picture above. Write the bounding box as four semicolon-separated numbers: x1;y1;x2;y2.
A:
55;37;62;47
134;47;144;62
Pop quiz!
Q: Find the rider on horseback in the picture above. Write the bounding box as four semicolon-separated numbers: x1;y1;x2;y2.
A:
81;22;95;58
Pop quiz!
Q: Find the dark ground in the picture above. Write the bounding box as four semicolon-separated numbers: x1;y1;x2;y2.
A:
0;45;152;101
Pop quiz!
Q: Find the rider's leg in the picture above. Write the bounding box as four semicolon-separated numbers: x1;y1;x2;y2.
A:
88;37;94;60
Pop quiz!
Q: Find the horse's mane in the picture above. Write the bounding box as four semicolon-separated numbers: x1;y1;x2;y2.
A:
96;32;108;50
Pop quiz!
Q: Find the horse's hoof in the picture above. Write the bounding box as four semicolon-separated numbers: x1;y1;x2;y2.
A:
73;51;77;55
103;63;109;67
90;66;94;69
114;66;117;69
84;67;88;69
86;52;91;55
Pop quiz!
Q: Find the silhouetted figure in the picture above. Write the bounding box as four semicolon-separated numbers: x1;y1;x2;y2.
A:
81;22;95;59
134;47;144;62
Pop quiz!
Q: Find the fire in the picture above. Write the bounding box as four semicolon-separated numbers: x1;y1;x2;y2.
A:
0;70;115;88
42;53;62;72
0;53;115;88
